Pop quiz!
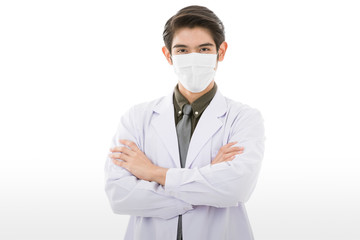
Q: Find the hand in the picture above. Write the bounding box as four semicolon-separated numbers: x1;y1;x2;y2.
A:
211;141;244;165
109;139;158;182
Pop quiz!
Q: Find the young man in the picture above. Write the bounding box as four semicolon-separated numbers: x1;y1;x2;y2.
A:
105;5;265;240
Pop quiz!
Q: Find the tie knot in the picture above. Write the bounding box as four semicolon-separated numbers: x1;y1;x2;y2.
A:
182;104;192;116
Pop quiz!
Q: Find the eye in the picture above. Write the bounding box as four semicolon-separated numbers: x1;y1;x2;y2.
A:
177;49;187;54
200;48;211;52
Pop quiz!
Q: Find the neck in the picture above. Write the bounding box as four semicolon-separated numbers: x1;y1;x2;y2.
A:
178;80;215;104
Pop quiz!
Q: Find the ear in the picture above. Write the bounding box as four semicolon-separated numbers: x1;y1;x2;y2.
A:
217;41;228;62
162;46;173;65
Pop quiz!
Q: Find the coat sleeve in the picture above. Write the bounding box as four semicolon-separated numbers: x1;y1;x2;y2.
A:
104;106;193;220
164;107;265;208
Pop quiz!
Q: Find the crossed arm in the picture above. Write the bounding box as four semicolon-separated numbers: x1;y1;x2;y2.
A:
104;106;265;219
109;140;244;186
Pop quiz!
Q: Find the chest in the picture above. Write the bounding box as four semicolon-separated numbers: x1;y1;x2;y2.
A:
142;116;230;169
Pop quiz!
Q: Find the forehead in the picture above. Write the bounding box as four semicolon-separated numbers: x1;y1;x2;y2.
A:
172;27;215;47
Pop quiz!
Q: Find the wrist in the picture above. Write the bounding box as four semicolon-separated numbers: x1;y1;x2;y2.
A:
150;166;168;186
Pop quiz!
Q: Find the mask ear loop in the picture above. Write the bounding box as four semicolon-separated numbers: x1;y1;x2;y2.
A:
215;52;220;71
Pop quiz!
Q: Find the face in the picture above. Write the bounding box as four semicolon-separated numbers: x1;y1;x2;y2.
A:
172;27;217;55
162;27;227;68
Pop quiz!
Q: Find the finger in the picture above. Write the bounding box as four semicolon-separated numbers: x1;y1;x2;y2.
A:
114;159;133;172
119;139;140;152
119;152;131;162
217;146;242;158
112;158;125;167
110;146;122;152
117;146;134;156
109;152;123;159
224;141;238;147
108;153;121;158
211;155;236;165
223;146;243;152
211;159;218;165
219;142;239;152
110;145;136;157
227;156;236;161
112;159;132;173
213;151;241;165
222;155;237;163
224;151;242;159
110;151;132;162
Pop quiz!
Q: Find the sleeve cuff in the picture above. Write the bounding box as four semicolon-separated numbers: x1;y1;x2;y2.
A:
164;168;183;198
165;168;194;215
175;200;193;215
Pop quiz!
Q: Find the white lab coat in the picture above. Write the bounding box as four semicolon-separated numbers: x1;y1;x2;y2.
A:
104;88;265;240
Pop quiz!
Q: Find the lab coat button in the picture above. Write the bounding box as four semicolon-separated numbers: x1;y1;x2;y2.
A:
195;111;199;115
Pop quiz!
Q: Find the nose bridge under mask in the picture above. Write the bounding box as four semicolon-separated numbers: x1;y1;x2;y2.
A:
170;51;219;58
172;53;217;68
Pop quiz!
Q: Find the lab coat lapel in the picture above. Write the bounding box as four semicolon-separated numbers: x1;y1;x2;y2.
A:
151;92;181;168
186;90;227;168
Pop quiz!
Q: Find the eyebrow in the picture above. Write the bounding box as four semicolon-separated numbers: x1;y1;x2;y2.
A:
172;42;215;48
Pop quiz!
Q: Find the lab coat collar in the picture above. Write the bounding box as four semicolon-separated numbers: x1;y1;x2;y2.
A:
152;88;227;168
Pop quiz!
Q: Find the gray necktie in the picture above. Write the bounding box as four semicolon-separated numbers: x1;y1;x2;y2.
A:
176;104;192;168
176;104;192;240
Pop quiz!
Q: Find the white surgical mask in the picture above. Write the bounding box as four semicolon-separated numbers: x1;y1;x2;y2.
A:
172;53;217;93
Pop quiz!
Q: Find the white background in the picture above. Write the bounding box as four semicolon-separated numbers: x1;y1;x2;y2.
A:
1;0;359;239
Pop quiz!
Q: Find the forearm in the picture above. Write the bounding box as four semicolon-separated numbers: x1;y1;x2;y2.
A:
164;161;259;207
163;138;265;207
105;106;193;219
149;166;169;186
105;163;192;219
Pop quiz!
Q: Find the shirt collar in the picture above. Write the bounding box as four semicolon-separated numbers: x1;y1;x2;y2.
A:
173;82;218;118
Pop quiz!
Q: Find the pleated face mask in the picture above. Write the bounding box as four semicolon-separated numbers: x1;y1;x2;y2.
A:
172;53;217;93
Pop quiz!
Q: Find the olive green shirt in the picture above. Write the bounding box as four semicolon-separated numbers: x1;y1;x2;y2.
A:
173;82;218;137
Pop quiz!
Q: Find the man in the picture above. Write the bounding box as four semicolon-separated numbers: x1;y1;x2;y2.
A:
105;5;265;240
